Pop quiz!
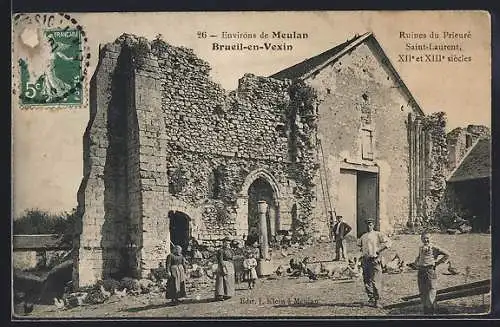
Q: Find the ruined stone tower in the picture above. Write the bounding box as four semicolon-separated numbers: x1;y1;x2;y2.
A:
74;33;449;287
74;34;319;287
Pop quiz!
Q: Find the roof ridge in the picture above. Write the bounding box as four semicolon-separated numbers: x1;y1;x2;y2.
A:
269;32;424;117
447;138;490;182
269;32;370;80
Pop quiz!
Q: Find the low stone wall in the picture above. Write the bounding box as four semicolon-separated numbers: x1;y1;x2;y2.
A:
13;234;72;271
13;251;37;271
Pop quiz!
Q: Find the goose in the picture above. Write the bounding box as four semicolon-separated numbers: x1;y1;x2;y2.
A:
319;262;336;277
407;262;418;270
306;268;318;281
23;301;34;314
130;289;141;296
75;293;88;306
99;285;111;299
115;288;127;298
53;297;65;310
384;254;403;273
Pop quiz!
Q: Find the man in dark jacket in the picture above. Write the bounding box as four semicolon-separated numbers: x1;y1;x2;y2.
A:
332;215;352;261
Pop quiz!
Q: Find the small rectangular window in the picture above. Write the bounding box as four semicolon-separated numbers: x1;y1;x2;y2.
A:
362;129;374;160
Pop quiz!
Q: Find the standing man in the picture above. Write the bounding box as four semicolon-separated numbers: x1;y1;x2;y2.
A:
412;232;450;314
332;215;352;261
357;218;391;308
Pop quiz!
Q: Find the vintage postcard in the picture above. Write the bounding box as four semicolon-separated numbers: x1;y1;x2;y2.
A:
11;11;492;319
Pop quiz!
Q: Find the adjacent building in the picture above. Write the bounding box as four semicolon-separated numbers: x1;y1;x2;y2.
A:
74;32;447;287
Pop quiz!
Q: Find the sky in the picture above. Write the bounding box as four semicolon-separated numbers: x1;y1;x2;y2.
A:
11;11;491;217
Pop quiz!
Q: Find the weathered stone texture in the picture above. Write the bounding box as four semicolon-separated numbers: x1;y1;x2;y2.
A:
419;112;448;223
75;34;315;286
306;40;445;235
13;251;38;271
307;41;416;236
75;33;449;287
75;46;122;287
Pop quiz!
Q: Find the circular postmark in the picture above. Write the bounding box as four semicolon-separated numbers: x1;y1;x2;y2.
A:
12;13;91;108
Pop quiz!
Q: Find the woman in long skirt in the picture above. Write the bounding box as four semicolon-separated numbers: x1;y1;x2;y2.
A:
166;245;188;305
215;237;235;301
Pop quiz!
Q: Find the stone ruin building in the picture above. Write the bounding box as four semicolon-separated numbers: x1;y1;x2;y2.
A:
436;125;491;232
446;125;490;174
74;32;451;287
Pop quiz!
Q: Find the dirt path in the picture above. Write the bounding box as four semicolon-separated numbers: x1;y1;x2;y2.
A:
22;233;491;318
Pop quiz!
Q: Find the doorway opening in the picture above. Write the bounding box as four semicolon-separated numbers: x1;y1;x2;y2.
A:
168;211;191;252
356;171;379;237
247;177;279;245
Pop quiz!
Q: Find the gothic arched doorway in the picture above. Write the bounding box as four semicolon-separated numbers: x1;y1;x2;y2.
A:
247;177;279;245
168;211;191;252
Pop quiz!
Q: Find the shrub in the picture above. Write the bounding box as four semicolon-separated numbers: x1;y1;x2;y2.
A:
14;209;64;234
45;251;72;270
14;208;80;240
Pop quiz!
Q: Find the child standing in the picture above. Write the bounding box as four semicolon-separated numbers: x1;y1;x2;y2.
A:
243;252;258;289
412;232;450;315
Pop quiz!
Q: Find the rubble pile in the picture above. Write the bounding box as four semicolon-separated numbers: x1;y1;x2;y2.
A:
444;214;473;234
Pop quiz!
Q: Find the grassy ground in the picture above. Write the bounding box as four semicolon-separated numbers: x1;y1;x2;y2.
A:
18;233;491;318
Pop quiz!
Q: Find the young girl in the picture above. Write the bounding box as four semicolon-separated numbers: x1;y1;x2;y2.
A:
242;251;258;289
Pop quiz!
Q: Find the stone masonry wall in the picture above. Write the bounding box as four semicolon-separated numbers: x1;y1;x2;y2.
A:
77;34;319;285
75;43;132;287
77;33;451;285
447;125;490;174
131;34;319;264
420;112;448;223
306;40;419;236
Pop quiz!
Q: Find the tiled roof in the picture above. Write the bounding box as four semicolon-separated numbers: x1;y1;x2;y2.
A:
448;138;491;182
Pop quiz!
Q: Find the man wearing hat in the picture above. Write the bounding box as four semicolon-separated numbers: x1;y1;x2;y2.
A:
331;213;352;261
357;218;391;308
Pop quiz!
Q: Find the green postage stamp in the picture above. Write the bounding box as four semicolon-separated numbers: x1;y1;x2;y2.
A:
19;28;83;105
12;13;90;108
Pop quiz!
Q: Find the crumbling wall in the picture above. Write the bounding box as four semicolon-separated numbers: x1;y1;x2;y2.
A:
420;112;448;223
124;35;171;277
77;34;321;286
435;124;490;231
286;81;320;240
75;40;136;287
446;125;490;173
133;36;321;246
146;36;301;243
